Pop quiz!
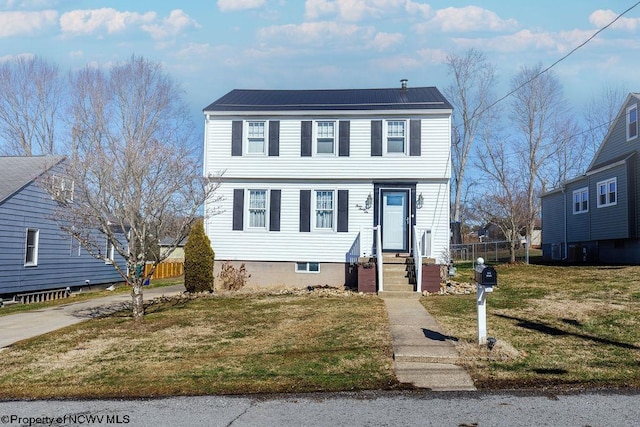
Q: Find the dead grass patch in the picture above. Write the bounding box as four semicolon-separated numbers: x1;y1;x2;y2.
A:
422;263;640;390
0;293;397;398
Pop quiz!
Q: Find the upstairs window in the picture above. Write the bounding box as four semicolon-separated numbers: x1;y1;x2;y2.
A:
597;178;617;208
25;228;39;266
627;104;638;141
247;121;266;154
316;121;335;154
248;189;267;229
105;240;115;264
386;120;406;153
315;190;334;230
573;188;588;214
52;175;74;202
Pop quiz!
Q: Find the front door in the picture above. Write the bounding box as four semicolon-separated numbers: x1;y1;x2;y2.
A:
381;190;409;252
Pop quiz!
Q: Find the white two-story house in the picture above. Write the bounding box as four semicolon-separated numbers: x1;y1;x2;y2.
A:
203;81;452;291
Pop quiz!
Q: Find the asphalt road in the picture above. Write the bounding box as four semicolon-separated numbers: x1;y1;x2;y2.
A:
1;390;638;426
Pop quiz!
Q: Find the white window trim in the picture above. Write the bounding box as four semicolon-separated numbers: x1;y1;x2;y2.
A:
572;187;589;214
627;104;638;141
384;119;408;155
596;177;617;208
313;189;336;232
24;228;39;267
246;189;269;231
245;120;268;156
295;262;320;273
105;240;115;264
314;120;337;156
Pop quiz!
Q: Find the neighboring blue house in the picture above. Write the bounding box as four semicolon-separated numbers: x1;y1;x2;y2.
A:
0;156;124;296
541;93;640;263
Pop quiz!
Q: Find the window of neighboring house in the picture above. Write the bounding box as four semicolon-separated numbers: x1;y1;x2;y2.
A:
247;121;266;154
386;120;406;154
52;175;74;202
295;262;320;273
105;240;115;264
573;188;588;214
248;189;267;229
597;178;617;207
24;228;39;266
315;190;334;230
316;121;335;154
627;104;638;141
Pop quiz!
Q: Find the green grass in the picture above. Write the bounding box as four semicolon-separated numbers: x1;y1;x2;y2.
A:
423;263;640;389
0;293;397;398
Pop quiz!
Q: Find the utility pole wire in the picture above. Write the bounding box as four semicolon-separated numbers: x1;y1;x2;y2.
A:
475;1;640;121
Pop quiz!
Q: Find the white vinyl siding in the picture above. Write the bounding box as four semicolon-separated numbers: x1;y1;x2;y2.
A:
204;116;451;180
597;178;617;208
24;228;39;266
573;188;588;214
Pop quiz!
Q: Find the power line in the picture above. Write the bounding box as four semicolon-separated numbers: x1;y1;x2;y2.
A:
477;1;640;118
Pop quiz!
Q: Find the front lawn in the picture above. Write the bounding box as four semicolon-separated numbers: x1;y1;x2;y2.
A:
0;292;397;398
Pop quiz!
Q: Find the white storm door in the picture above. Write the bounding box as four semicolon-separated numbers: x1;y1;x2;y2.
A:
382;190;408;251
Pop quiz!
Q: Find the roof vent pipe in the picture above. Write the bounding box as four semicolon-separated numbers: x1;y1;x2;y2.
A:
400;79;408;89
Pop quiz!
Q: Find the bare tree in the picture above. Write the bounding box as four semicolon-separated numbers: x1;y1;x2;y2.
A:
0;56;63;155
474;128;528;263
51;55;220;321
445;48;498;226
509;64;574;249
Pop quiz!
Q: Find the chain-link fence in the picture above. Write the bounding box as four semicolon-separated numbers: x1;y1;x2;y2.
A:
450;241;532;264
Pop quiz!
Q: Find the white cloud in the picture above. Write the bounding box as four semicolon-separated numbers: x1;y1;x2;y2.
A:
60;8;155;36
0;10;56;37
369;32;404;51
453;29;596;54
405;0;431;19
0;52;35;63
218;0;266;12
305;0;408;22
424;6;518;33
142;9;200;39
258;21;370;46
590;9;640;32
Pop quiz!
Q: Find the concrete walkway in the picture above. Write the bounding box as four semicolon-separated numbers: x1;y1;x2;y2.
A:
0;285;185;349
384;298;476;391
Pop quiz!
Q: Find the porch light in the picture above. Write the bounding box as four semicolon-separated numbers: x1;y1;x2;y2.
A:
417;193;424;209
365;193;373;210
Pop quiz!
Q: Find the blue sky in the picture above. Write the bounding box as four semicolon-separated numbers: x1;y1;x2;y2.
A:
1;0;640;124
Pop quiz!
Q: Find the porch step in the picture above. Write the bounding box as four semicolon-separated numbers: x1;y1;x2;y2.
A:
384;283;415;292
378;290;421;299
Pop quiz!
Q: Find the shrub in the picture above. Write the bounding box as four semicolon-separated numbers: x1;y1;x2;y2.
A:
184;219;214;293
217;261;250;291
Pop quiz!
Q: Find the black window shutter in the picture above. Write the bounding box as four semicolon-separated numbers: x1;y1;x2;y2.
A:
339;121;350;157
269;121;280;157
232;189;244;231
410;119;421;156
301;121;312;157
371;120;382;156
269;190;281;232
337;190;349;232
231;121;243;156
300;190;311;232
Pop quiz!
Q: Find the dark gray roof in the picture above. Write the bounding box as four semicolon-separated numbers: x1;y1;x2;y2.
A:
0;156;65;204
204;86;452;112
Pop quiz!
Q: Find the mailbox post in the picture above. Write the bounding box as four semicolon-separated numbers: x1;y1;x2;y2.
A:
475;257;497;345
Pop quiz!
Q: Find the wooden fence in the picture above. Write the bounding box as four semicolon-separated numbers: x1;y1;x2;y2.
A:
143;262;184;280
